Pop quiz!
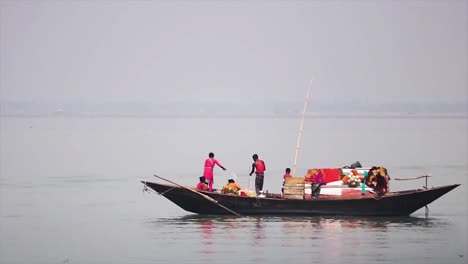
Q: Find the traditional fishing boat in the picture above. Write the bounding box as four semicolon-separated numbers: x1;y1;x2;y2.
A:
142;175;459;217
142;82;460;216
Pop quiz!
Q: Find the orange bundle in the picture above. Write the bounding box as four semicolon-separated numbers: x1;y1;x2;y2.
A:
305;169;320;183
342;175;349;184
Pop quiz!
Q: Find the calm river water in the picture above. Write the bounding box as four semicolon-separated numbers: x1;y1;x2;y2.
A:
1;116;466;264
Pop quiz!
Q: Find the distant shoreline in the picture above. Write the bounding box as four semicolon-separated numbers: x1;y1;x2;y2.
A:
1;113;467;119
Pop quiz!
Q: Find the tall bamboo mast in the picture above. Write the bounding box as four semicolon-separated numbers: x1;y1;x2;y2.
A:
292;80;312;176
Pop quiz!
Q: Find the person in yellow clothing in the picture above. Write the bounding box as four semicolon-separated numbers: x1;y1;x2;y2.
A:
221;179;241;194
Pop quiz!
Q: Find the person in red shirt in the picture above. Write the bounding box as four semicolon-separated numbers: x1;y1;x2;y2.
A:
196;176;208;191
203;152;226;192
282;168;292;196
283;168;292;180
249;154;266;195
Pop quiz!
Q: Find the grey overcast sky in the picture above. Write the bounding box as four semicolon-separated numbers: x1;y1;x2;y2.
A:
0;0;466;104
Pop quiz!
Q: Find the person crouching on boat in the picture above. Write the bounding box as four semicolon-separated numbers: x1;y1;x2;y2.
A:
365;166;389;195
249;154;266;195
221;179;241;194
305;169;325;198
196;176;209;191
203;152;226;192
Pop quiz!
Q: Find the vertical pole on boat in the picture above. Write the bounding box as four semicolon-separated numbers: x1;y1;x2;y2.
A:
293;80;312;176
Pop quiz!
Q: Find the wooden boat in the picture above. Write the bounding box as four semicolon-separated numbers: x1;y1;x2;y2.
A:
142;84;460;217
141;179;460;216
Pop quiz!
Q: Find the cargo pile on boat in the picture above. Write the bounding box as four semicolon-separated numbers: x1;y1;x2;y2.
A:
283;177;305;200
280;164;391;199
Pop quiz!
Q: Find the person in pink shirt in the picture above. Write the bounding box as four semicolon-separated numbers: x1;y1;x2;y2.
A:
282;168;292;196
283;167;292;180
203;152;226;192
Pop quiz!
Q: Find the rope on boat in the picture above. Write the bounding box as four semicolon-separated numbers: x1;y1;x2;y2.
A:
142;183;156;194
159;187;177;196
370;194;385;200
153;174;241;216
394;175;432;180
142;182;160;197
142;182;177;201
394;175;431;189
387;176;433;216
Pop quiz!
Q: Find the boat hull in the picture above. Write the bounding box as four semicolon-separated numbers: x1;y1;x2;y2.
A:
142;181;460;216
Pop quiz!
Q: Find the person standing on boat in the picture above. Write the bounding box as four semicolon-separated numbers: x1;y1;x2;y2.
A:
249;154;266;195
203;152;226;192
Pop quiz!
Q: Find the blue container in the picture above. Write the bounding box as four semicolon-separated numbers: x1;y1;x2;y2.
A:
361;171;368;195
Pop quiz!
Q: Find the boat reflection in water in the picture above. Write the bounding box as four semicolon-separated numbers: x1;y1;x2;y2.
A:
200;218;213;255
146;214;453;263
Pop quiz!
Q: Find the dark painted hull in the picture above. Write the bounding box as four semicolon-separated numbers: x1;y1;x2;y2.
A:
142;181;460;216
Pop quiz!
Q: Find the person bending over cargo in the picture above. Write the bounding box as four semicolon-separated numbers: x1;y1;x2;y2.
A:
221;179;241;194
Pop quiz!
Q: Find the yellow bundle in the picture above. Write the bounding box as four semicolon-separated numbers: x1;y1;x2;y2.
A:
284;177;305;184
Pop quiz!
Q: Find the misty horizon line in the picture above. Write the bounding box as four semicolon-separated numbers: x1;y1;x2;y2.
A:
1;100;467;105
1;100;466;116
1;113;467;120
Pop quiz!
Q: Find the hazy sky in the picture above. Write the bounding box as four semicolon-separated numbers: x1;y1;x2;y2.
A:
0;0;466;104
